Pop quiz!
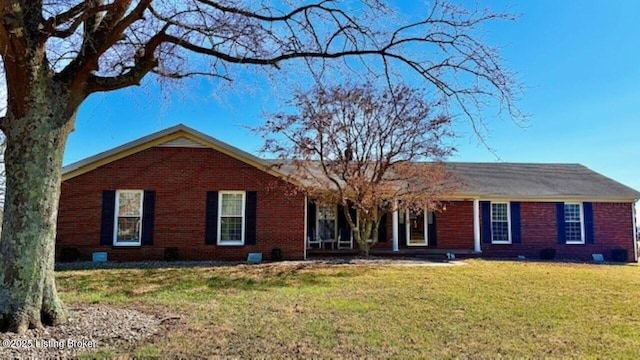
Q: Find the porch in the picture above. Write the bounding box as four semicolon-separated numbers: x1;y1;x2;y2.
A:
306;199;483;255
307;247;481;260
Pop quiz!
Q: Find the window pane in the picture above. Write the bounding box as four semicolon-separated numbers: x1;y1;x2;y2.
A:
491;203;507;222
566;222;582;242
564;204;582;242
318;219;336;240
118;192;142;217
221;217;243;241
221;194;243;216
564;204;580;222
117;217;141;242
491;221;509;242
491;203;509;242
318;205;336;220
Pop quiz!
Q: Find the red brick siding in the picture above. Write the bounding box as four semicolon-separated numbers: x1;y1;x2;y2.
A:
481;202;636;262
436;201;475;249
369;201;635;262
371;201;475;250
57;146;305;261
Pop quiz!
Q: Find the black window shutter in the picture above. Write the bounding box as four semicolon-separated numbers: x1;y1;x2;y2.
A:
398;211;406;247
480;201;491;244
307;200;317;240
556;202;566;244
510;202;521;244
245;191;257;245
378;213;388;242
141;190;156;245
205;191;219;245
584;202;594;244
428;212;437;247
100;190;116;246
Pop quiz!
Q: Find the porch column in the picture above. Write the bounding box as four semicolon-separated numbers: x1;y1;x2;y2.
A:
473;199;481;253
304;196;308;260
392;200;399;252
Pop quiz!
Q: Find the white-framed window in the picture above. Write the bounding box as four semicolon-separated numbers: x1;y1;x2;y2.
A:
114;190;144;246
218;191;246;245
406;209;429;246
317;204;337;240
491;202;511;244
564;202;585;244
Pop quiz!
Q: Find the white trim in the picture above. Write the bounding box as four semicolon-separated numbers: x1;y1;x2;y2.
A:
473;199;481;252
217;191;246;246
304;196;308;260
405;208;429;246
447;195;639;203
490;202;512;244
113;190;144;247
564;202;585;245
392;200;399;252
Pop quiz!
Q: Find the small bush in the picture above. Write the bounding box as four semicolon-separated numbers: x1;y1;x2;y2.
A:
164;247;179;262
59;247;80;262
539;248;556;260
611;248;628;262
271;248;283;261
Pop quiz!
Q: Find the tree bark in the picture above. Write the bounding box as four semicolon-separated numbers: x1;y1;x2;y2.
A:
0;110;73;334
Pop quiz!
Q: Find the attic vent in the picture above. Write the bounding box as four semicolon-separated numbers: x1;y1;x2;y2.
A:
156;137;207;148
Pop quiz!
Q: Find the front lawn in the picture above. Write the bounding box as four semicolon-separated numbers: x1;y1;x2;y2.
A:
57;260;640;358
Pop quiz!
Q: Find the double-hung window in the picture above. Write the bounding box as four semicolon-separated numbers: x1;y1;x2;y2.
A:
218;191;246;245
114;190;144;246
564;203;584;244
491;202;511;244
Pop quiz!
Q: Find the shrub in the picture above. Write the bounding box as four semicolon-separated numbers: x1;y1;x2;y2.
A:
539;248;556;260
271;248;283;261
59;247;80;262
611;248;628;262
164;247;179;262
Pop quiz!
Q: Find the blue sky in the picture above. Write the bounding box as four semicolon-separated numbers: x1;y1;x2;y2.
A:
68;0;639;194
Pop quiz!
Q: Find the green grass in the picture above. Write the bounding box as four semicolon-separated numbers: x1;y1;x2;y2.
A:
56;260;640;358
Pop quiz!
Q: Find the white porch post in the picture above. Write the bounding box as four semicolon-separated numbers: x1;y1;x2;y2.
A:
304;196;308;260
473;199;481;253
392;200;399;252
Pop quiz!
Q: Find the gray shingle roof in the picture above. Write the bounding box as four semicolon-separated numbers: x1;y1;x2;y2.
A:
445;162;640;200
62;124;640;201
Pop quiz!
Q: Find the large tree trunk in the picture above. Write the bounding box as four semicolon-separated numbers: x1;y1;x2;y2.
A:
0;110;73;334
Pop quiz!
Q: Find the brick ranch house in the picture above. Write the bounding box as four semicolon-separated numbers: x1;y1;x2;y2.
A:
57;124;640;262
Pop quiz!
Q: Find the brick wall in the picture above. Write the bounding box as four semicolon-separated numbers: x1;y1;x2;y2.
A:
369;201;636;262
57;146;305;261
371;201;475;250
481;202;636;262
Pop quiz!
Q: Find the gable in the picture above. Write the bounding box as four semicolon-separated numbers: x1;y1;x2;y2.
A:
62;124;287;182
155;136;208;148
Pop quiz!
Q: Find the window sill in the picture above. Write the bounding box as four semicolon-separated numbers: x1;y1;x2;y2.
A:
217;241;245;246
491;241;512;245
565;241;585;245
112;243;142;247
